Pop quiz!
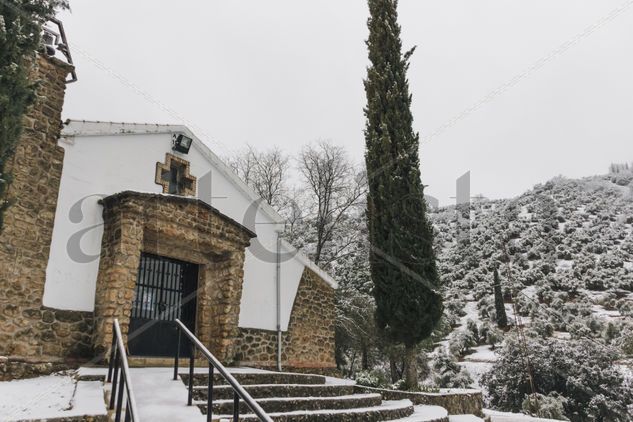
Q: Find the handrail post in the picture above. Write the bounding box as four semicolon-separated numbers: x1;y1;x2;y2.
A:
233;391;240;421
187;342;195;406
115;369;126;422
109;355;120;410
125;397;132;422
174;325;181;381
207;364;214;422
109;319;140;422
107;329;117;382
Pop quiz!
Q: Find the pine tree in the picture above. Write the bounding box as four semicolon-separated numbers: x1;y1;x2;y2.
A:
363;0;442;389
493;268;508;328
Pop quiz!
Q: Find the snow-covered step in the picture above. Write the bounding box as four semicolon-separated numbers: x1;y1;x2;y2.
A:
449;415;485;422
211;399;414;421
181;371;326;387
387;404;449;422
198;393;383;414
192;383;355;401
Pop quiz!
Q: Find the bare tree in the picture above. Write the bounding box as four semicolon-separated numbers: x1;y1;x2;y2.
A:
226;145;290;210
298;140;366;265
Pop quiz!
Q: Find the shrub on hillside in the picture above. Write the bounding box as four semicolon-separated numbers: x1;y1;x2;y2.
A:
355;368;390;388
481;335;633;421
522;393;568;420
431;348;473;389
449;330;476;357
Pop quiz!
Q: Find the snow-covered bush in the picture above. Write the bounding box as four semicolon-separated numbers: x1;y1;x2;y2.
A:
616;323;633;356
528;315;554;338
449;330;475;357
431;348;473;389
521;393;568;420
484;324;503;349
481;335;633;421
618;300;633;317
354;368;390;388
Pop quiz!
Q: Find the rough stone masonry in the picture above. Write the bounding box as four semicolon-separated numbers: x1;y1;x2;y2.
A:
0;54;94;378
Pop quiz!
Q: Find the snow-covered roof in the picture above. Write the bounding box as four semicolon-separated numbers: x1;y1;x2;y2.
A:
61;119;337;289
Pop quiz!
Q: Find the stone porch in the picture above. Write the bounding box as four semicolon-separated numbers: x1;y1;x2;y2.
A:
94;191;256;363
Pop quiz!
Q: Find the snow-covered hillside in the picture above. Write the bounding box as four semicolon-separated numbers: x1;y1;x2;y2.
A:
429;171;633;418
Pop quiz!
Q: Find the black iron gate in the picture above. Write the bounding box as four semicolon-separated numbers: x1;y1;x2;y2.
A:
128;253;198;357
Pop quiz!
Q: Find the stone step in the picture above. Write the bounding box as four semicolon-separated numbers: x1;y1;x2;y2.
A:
210;399;414;421
386;404;449;422
448;415;485;422
193;383;356;401
180;371;326;387
199;393;383;414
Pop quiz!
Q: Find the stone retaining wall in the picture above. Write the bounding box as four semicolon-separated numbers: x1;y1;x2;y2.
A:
354;385;484;416
234;267;337;372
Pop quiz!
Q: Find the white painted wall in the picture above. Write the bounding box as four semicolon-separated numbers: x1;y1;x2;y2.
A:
43;122;334;331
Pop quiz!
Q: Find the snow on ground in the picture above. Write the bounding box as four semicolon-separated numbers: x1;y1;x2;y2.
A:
484;409;566;422
505;304;531;326
325;375;356;386
459;362;493;389
555;259;574;271
521;285;537;300
591;304;623;321
130;367;206;422
449;415;484;422
0;373;106;421
78;365;277;377
459;300;479;327
463;345;497;363
553;331;571;340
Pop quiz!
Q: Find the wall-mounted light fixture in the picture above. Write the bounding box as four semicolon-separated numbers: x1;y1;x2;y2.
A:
172;134;193;154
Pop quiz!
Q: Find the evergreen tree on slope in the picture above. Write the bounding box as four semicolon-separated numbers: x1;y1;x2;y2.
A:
493;268;508;328
363;0;442;389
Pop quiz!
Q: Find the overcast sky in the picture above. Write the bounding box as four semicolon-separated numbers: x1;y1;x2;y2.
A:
58;1;633;205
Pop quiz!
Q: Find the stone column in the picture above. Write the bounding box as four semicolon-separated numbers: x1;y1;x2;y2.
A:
93;200;143;355
205;250;247;363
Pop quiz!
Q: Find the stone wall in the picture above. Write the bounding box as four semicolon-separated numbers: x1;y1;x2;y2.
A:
0;55;92;366
354;386;485;417
94;191;255;362
234;267;337;373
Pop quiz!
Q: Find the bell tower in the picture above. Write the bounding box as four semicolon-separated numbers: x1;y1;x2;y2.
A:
0;19;89;379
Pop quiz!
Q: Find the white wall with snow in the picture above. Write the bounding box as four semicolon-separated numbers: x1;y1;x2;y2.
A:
43;123;331;331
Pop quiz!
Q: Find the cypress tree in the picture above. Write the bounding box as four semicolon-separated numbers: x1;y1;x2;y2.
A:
363;0;442;389
493;268;508;328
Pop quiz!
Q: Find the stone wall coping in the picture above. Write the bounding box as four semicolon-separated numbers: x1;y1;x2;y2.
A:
99;190;257;238
39;52;75;72
355;385;483;398
282;239;338;289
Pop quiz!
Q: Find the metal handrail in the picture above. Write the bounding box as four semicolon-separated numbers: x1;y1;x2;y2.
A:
173;319;273;422
107;319;141;422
